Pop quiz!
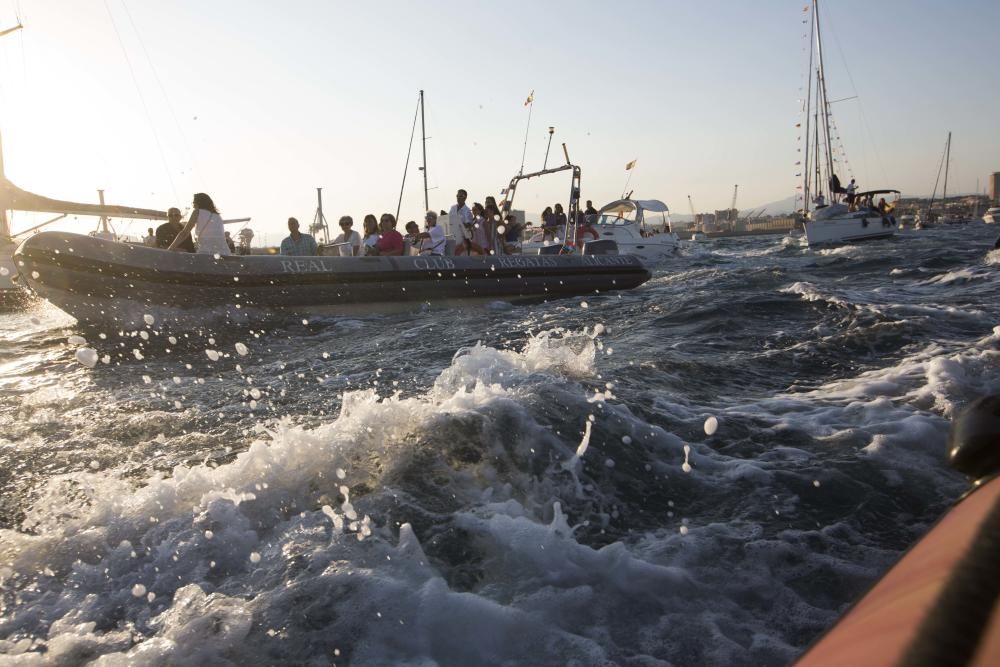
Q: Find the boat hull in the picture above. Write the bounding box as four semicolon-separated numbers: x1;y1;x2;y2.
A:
804;213;896;246
14;232;651;328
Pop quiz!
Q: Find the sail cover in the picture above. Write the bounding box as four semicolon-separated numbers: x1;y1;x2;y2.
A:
0;177;166;220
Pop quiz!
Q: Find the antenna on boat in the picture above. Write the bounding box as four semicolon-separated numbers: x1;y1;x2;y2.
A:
543;127;555;170
311;187;329;244
621;159;637;199
518;90;534;176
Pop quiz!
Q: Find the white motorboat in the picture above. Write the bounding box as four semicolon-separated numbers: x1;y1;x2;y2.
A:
984;207;999;224
524;198;678;264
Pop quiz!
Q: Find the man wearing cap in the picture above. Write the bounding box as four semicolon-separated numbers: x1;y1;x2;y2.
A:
280;217;318;256
156;207;195;252
416;211;447;256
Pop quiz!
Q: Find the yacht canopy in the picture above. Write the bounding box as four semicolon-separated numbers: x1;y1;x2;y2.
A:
855;189;900;197
598;199;669;216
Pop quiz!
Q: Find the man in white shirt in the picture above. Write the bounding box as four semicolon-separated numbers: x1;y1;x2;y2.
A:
417;211;447;255
845;179;857;210
449;188;473;234
143;228;157;247
331;215;362;256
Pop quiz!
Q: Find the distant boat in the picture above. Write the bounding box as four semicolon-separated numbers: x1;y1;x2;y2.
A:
984;207;999;224
799;0;898;247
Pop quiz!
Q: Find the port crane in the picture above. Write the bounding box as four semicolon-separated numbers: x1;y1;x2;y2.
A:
729;185;738;222
687;195;696;222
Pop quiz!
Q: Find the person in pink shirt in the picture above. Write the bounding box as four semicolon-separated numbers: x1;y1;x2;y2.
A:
374;213;404;256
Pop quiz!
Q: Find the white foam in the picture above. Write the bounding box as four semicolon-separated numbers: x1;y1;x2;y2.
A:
75;348;99;368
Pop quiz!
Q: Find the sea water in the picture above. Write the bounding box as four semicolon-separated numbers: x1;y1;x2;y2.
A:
0;223;998;665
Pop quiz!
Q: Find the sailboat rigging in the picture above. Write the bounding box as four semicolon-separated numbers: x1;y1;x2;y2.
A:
395;90;432;223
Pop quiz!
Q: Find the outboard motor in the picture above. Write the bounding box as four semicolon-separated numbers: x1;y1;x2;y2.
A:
581;239;619;255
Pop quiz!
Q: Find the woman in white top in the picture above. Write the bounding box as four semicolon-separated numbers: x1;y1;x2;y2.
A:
332;215;362;256
361;214;380;256
168;192;230;255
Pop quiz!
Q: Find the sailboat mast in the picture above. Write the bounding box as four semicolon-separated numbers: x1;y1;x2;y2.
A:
419;90;429;213
813;0;835;183
942;130;951;202
802;2;816;212
814;104;821;197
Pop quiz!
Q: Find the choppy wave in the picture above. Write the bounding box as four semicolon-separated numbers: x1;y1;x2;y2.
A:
1;223;998;665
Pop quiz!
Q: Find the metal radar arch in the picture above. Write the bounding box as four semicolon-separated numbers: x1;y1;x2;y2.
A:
498;142;581;255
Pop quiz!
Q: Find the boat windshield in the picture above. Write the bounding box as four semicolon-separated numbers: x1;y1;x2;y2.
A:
594;212;638;226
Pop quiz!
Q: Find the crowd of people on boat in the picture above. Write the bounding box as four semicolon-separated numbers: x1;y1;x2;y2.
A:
811;174;897;225
146;189;611;258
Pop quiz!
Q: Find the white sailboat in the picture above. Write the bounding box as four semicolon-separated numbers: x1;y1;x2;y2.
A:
799;0;898;247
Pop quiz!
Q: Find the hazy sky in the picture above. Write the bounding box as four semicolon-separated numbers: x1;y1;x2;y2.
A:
0;0;998;242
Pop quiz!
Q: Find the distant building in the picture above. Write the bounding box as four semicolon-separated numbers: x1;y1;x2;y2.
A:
990;172;1000;203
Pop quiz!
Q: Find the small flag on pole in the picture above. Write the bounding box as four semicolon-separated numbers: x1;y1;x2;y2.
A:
625;159;637;171
524;90;534;106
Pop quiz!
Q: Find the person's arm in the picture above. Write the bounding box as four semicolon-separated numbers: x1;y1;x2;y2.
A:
167;210;198;250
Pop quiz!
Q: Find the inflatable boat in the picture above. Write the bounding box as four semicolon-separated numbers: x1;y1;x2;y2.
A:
14;231;650;328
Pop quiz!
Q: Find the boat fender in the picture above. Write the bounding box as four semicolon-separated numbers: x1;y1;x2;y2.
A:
949;394;1000;481
895;394;1000;667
